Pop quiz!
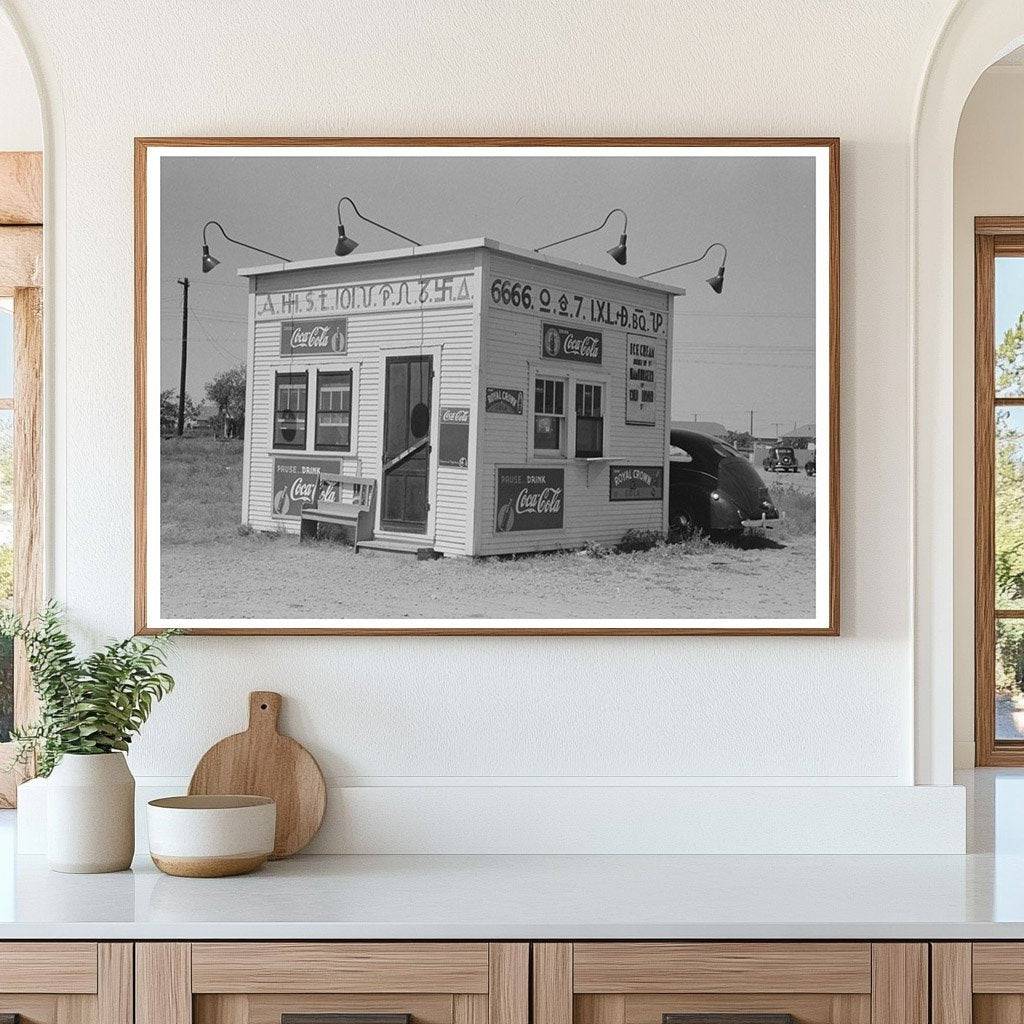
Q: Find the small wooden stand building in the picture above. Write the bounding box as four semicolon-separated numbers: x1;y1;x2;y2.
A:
239;240;682;556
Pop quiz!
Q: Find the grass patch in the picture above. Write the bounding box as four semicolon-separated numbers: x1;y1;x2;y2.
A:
769;482;816;535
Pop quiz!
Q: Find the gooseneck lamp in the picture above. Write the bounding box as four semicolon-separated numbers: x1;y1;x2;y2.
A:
201;221;289;273
334;196;421;256
640;242;728;294
535;208;629;266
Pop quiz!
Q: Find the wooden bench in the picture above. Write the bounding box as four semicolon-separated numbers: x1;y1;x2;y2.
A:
299;473;376;551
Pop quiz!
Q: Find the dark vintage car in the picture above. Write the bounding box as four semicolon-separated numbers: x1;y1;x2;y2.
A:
669;429;779;536
804;458;816;477
762;445;799;472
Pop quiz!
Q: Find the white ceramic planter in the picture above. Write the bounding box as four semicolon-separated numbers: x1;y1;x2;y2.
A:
46;752;135;873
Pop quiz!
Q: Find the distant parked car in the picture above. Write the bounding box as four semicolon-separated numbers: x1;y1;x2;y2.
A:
762;445;799;473
669;429;779;537
804;458;816;477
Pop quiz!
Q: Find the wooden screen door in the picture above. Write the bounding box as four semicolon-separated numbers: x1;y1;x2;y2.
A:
381;354;433;533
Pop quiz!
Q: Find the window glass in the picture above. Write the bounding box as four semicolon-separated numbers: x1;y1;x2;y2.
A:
575;382;604;458
534;378;565;454
996;406;1024;610
274;372;307;449
315;370;352;451
996;257;1024;397
997;620;1024;741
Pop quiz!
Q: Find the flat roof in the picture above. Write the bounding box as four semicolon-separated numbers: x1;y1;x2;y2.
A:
237;237;686;297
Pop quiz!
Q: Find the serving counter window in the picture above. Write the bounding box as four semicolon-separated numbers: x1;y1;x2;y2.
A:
575;382;604;458
314;370;353;451
273;372;308;450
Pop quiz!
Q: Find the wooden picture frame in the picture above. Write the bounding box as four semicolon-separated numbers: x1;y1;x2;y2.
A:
135;137;840;636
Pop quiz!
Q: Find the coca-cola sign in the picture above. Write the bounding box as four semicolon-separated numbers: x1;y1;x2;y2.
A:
541;323;602;364
439;406;470;468
271;456;342;518
279;317;347;357
495;467;565;532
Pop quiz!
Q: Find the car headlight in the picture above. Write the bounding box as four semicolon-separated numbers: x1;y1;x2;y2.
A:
711;491;720;501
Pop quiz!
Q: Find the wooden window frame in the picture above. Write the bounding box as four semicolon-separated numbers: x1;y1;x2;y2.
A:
975;217;1024;765
533;375;566;457
313;368;353;452
272;370;308;451
0;151;43;807
574;380;604;459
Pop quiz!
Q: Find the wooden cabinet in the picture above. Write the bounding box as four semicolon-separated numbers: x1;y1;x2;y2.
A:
136;943;528;1024
931;943;1024;1024
0;942;132;1024
533;944;928;1024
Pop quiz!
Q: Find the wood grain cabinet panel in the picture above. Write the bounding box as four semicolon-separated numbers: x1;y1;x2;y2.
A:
0;942;130;1024
562;944;923;1024
573;943;873;994
935;942;1024;1024
191;942;490;993
0;942;98;994
142;942;527;1024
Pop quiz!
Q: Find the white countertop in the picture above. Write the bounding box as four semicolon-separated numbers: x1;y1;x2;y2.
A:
2;849;1024;940
1;770;1022;941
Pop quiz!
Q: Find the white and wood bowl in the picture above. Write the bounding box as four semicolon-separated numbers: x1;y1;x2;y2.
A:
147;795;276;877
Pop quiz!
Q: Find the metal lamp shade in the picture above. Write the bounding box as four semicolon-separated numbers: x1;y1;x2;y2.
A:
201;245;220;274
707;264;726;294
335;225;359;257
607;234;628;266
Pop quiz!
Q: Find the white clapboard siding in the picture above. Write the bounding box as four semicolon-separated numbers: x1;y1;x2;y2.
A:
246;304;477;541
474;252;670;555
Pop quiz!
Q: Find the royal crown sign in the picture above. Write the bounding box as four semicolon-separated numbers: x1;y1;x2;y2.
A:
279;317;347;357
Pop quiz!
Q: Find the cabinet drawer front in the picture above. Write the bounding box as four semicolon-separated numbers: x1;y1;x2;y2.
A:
973;944;1024;992
573;944;872;994
0;943;97;993
196;993;457;1024
191;943;491;994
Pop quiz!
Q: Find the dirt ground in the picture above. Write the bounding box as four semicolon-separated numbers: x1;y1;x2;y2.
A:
160;438;817;621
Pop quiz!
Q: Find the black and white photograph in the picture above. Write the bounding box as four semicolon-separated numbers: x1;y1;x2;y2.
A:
137;140;838;634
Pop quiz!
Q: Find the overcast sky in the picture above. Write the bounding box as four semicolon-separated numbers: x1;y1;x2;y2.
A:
160;151;816;436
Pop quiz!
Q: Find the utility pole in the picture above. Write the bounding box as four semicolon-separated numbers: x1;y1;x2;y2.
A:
772;421;784;439
749;409;754;436
176;277;189;437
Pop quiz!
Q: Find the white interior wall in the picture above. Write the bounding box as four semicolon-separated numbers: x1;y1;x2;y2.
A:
952;64;1024;767
0;0;984;852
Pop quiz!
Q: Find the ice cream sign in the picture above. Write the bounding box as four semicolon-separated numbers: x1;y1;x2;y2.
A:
280;317;347;357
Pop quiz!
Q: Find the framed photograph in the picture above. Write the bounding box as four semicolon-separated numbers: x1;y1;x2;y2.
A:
135;137;839;635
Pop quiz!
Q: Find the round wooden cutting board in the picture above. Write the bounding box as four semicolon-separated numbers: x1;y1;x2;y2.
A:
188;691;326;859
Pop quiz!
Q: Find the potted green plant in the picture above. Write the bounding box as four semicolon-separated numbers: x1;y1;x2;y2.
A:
2;603;177;873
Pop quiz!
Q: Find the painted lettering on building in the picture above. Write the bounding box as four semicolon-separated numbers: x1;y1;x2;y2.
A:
489;275;667;338
256;273;474;321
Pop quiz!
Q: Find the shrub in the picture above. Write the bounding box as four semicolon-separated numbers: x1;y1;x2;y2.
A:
616;529;663;554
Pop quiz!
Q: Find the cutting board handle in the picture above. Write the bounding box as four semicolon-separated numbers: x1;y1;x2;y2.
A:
248;691;282;734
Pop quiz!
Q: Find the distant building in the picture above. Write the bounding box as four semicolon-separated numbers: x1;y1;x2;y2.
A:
674;420;729;440
782;423;815;448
